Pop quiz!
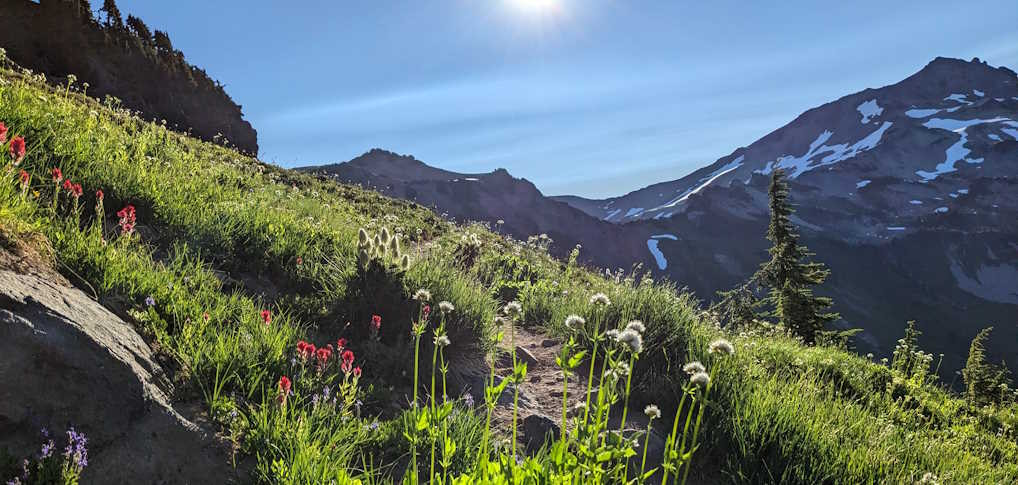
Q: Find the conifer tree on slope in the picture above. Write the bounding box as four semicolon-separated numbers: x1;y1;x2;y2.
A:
758;169;838;343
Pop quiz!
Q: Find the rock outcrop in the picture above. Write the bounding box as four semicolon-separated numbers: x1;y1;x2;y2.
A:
0;269;241;484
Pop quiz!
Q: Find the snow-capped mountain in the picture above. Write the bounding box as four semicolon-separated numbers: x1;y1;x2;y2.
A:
555;57;1018;231
303;57;1018;375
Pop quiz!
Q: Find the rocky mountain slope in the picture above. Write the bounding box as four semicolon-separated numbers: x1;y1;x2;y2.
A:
299;149;645;268
302;57;1018;375
0;0;258;154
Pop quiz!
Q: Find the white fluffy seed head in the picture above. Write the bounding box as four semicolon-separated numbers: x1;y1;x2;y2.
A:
503;301;522;317
690;371;710;387
413;289;431;301
682;361;705;376
435;335;451;347
708;338;735;356
618;329;643;354
644;404;661;419
589;292;611;307
438;301;455;314
564;314;585;329
625;320;646;334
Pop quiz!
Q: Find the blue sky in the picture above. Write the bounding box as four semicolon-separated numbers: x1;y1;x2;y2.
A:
115;0;1018;198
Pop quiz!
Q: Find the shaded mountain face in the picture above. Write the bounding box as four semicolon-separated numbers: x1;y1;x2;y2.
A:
304;57;1018;375
298;149;646;269
0;0;258;154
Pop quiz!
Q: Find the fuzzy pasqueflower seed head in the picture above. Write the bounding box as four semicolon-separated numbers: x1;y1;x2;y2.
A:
606;329;620;340
589;292;611;307
644;404;661;419
413;289;432;301
358;228;369;246
690;371;710;387
435;335;451;347
564;314;585;329
708;338;735;356
625;320;646;334
503;301;522;317
438;301;455;314
618;329;643;354
682;361;705;376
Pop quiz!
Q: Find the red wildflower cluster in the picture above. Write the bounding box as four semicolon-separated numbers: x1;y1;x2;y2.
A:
116;205;136;234
369;314;382;340
96;189;103;201
260;309;272;325
51;168;63;183
18;170;29;188
9;136;25;164
316;346;332;366
423;305;431;319
341;349;356;373
62;179;83;199
297;340;317;361
0;122;7;144
336;338;347;350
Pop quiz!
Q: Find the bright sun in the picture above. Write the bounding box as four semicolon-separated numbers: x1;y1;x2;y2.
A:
510;0;559;13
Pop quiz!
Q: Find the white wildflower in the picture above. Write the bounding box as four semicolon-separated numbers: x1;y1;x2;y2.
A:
625;320;645;334
682;361;705;376
690;371;710;387
438;301;455;314
503;301;522;317
589;292;611;307
708;338;735;356
618;329;643;354
564;314;585;329
413;289;432;301
435;335;451;347
644;404;661;419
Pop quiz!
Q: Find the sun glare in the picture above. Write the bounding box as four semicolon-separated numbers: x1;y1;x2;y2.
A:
509;0;560;14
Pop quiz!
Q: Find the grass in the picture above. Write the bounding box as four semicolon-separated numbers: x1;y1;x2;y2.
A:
0;62;1016;484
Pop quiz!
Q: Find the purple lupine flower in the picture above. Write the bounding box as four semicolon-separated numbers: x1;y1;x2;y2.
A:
144;296;155;307
63;427;88;470
463;393;475;407
39;439;54;459
322;386;331;400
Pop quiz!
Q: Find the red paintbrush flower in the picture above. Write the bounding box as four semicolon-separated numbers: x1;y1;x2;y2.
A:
62;179;73;191
341;349;355;373
336;338;347;350
316;347;331;366
18;170;29;187
71;183;83;198
371;315;381;331
260;309;272;325
116;205;136;234
278;375;292;395
51;168;62;183
0;122;7;144
95;189;103;201
9;136;25;163
353;367;362;378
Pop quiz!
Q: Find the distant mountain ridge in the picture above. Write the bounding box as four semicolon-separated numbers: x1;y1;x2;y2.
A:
302;57;1018;376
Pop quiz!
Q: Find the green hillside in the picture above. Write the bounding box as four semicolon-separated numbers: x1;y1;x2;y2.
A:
0;60;1016;484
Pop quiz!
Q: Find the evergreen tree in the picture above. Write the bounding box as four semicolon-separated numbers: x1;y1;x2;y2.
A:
126;15;153;43
963;327;1011;406
756;169;838;343
153;30;174;54
100;0;124;29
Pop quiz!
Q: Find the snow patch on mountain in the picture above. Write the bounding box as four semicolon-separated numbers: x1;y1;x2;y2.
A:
935;207;949;213
652;156;744;211
973;89;985;97
909;200;923;205
906;108;941;118
944;93;972;104
646;234;677;270
856;179;871;188
887;226;906;231
857;99;883;124
757;122;892;178
915;117;1012;181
